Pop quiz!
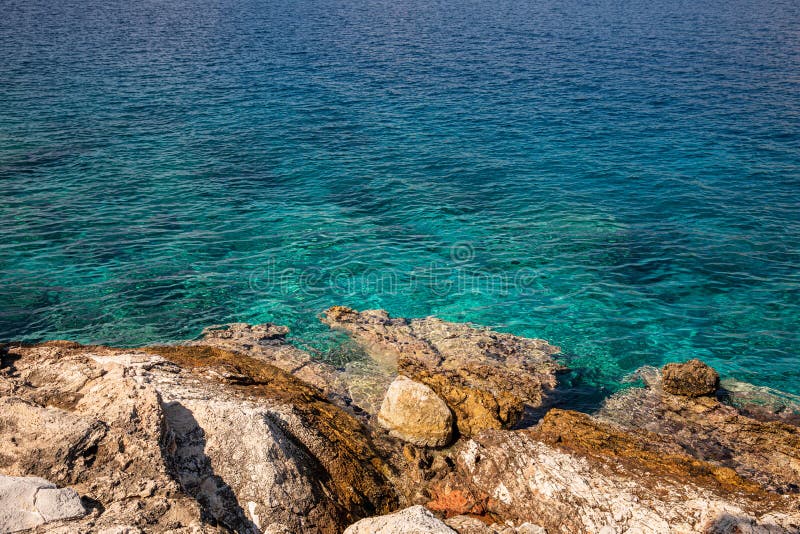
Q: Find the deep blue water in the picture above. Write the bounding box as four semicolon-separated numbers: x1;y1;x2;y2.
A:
1;0;799;395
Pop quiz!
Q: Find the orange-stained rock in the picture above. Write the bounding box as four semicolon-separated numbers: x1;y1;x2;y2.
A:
322;307;562;436
0;340;397;533
426;410;800;533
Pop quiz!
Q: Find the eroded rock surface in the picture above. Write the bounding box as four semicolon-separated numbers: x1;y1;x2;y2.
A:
3;319;799;534
425;409;800;533
599;363;800;495
189;323;343;398
377;376;453;448
322;307;562;436
662;358;720;397
444;515;546;534
0;340;396;533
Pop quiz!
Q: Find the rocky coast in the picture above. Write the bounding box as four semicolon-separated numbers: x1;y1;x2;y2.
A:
0;307;798;533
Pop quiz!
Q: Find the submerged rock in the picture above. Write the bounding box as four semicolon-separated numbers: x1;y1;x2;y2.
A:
377;376;453;448
662;358;720;397
0;475;86;533
338;357;397;416
717;378;800;425
343;505;455;534
443;516;546;534
322;307;562;436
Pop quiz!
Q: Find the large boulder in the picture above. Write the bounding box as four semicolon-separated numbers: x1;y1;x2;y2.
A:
0;475;85;533
343;505;455;534
662;359;720;397
322;307;562;436
377;376;453;448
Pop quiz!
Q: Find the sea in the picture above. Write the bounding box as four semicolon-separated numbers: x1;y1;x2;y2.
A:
1;0;799;398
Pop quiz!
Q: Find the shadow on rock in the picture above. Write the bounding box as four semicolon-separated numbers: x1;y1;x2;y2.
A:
162;401;259;533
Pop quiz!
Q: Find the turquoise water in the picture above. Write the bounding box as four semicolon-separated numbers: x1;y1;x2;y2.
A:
1;0;799;395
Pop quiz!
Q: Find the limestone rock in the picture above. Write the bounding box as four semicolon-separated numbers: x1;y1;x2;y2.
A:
445;515;546;533
0;340;396;533
322;307;562;436
662;358;720;397
343;505;456;534
426;410;800;533
97;528;143;534
190;322;343;397
599;364;800;494
4;325;800;534
0;396;108;484
0;475;85;533
377;376;453;447
34;486;86;523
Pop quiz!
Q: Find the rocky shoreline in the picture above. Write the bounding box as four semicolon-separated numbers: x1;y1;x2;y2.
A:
0;307;798;533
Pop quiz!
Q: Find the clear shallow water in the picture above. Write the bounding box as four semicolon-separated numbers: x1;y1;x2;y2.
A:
1;0;799;395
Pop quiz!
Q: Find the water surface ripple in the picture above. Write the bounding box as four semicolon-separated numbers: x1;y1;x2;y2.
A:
1;0;799;394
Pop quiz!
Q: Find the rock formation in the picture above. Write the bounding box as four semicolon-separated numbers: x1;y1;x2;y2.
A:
423;409;799;533
189;323;344;399
321;307;562;436
598;363;800;496
0;340;395;533
1;317;799;534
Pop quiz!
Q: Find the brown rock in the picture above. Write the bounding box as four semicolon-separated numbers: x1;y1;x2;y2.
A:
321;307;562;436
189;322;343;397
426;410;800;533
0;340;397;533
600;366;800;495
662;358;720;397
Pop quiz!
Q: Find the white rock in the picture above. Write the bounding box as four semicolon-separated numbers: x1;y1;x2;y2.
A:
0;475;85;533
97;527;143;534
34;487;86;522
377;375;453;447
344;505;456;534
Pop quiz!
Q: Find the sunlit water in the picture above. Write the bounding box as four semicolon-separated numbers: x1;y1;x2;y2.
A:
1;0;799;396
